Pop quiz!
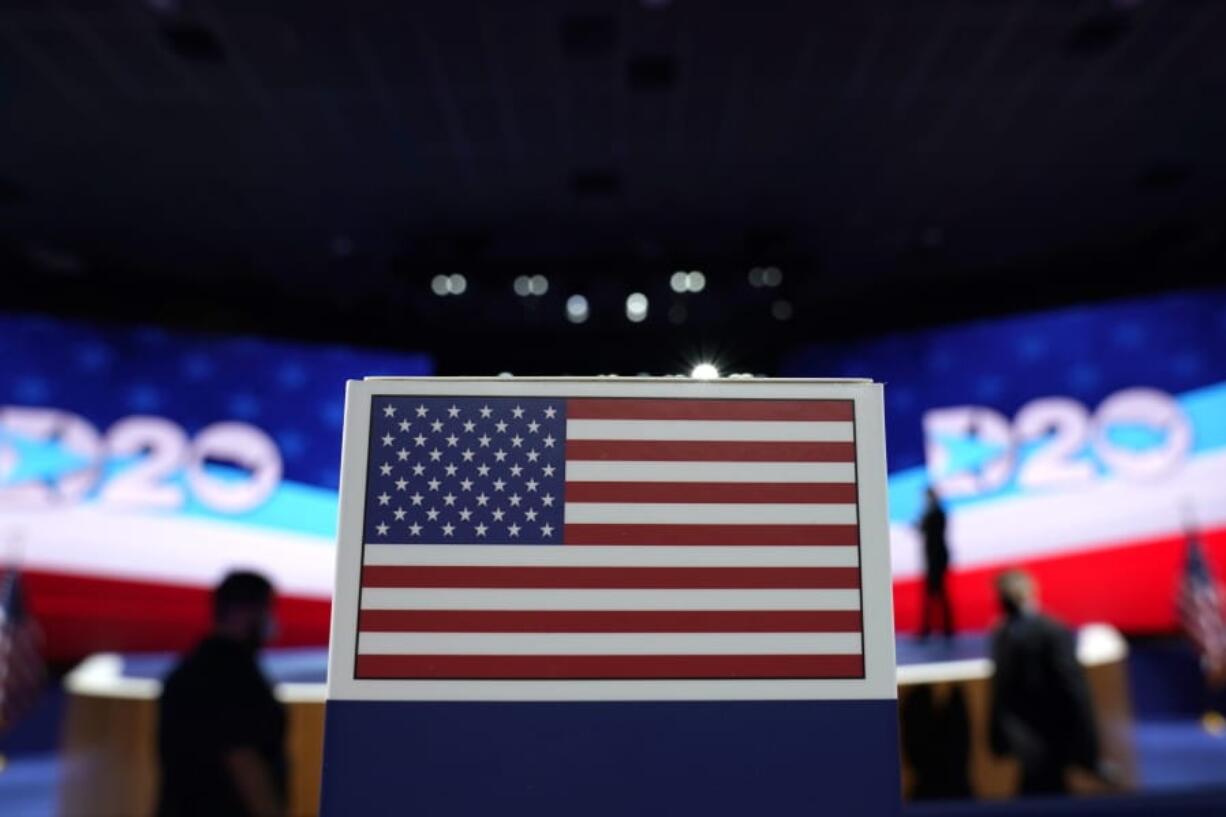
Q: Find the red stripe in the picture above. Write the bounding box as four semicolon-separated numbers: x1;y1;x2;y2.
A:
358;610;863;633
355;654;864;679
567;399;854;422
564;524;859;546
564;482;858;504
361;565;860;589
565;440;855;462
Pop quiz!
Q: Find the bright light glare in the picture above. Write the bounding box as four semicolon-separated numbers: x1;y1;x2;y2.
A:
687;271;706;292
691;363;720;380
670;271;688;293
566;294;589;323
530;275;549;295
431;275;449;296
513;276;531;296
626;292;648;322
448;274;467;295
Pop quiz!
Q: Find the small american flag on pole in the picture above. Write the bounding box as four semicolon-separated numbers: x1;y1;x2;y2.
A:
0;567;45;732
1177;528;1226;679
354;395;864;681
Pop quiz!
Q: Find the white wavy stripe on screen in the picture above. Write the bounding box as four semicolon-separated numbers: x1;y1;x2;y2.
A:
362;544;861;567
562;503;857;525
356;632;864;656
565;419;854;442
564;461;856;483
3;505;334;596
888;447;1226;579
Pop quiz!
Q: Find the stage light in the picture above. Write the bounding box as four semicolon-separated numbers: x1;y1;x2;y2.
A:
691;363;719;380
513;276;531;296
431;275;449;296
448;274;467;295
626;292;648;322
762;266;783;287
530;275;549;295
566;294;589;323
748;267;765;287
670;271;687;293
772;299;793;321
687;271;706;292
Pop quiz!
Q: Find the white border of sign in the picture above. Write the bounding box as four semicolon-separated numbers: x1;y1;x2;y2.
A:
326;378;895;701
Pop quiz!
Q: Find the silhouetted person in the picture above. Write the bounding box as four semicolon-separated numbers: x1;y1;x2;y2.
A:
988;570;1098;796
157;572;286;817
901;684;972;799
918;486;954;639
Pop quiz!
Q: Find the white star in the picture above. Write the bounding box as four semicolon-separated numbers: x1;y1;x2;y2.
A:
431;419;444;433
429;448;443;462
461;448;475;462
460;478;473;491
376;522;389;535
540;523;554;537
525;449;540;463
479;405;493;418
508;493;522;507
476;493;490;506
494;449;508;462
507;523;521;537
412;463;426;476
511;435;524;448
542;464;556;477
474;523;488;537
409;522;422;536
399;419;412;432
524;508;538;522
544;406;557;419
377;492;390;505
426;507;440;521
443;493;457;506
542;435;556;448
382;433;395;447
427;478;441;491
509;464;523;477
445;434;459;447
492;508;505;521
442;522;455;537
527;420;540;433
459;508;473;521
397;448;410;461
444;463;458;477
478;434;491;447
477;463;491;477
395;477;408;491
393;507;407;521
414;433;427;447
525;478;539;492
383;405;396;418
541;493;555;507
379;463;393;476
463;420;476;433
495;420;508;433
410;492;424;506
512;405;525;419
493;478;506;492
415;404;428;417
447;405;460;418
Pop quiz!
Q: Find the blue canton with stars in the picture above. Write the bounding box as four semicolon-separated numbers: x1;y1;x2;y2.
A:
363;397;567;545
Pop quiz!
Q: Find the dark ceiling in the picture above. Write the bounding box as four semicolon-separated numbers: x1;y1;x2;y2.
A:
2;0;1224;374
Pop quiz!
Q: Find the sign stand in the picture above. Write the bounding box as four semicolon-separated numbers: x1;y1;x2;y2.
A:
320;378;899;816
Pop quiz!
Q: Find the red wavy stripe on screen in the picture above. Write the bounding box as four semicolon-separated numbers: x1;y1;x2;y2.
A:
564;524;859;546
361;565;861;589
357;610;863;633
355;653;865;679
564;440;855;462
566;399;854;422
563;482;858;504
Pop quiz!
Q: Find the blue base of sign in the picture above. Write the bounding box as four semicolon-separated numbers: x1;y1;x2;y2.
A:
320;699;901;816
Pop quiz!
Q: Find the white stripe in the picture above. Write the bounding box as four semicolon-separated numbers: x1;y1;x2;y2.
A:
563;503;857;525
564;461;856;483
567;419;853;442
359;588;861;611
363;544;860;568
357;632;863;656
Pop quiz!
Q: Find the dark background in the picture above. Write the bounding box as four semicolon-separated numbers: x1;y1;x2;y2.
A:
3;0;1224;372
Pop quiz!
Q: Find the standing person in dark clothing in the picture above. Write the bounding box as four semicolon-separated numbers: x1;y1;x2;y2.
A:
918;486;954;639
157;571;287;817
988;570;1099;796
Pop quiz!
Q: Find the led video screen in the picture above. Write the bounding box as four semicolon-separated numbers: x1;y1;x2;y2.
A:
783;289;1226;634
0;315;431;660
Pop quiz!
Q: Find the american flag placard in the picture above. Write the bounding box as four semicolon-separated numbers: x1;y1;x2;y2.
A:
327;378;894;701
